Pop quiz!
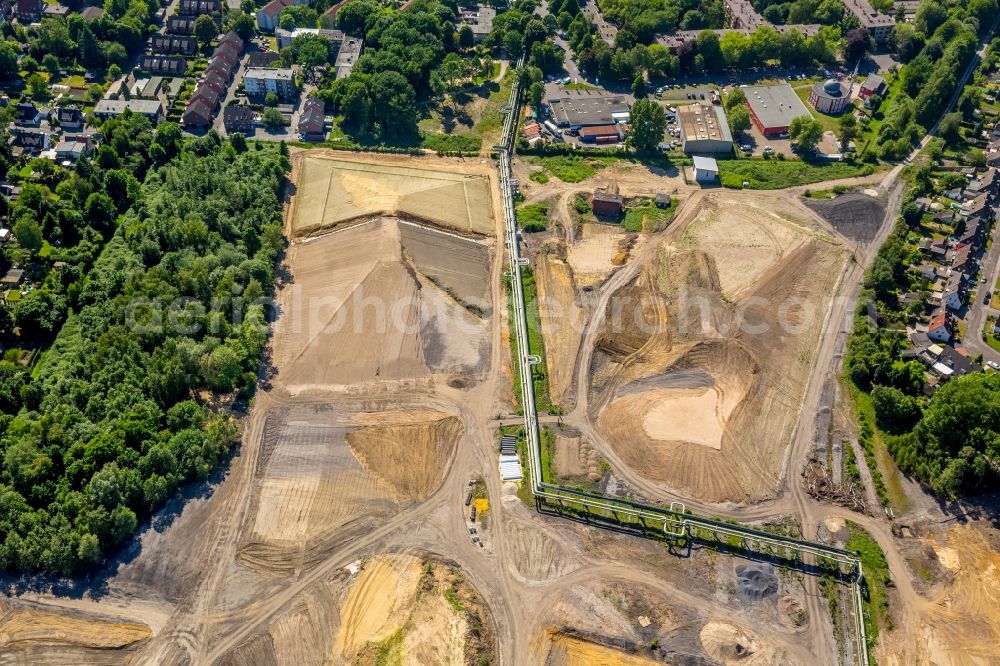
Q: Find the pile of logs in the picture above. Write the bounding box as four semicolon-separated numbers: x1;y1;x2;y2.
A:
802;459;868;514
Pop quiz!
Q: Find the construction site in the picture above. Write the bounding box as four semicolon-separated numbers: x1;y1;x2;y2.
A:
4;75;1000;666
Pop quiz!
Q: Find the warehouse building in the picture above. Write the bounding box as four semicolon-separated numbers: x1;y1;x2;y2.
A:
679;103;733;155
548;96;630;130
808;78;852;115
580;124;622;144
743;84;810;137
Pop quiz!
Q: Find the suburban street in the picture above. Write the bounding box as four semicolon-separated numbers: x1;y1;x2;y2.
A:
963;220;1000;364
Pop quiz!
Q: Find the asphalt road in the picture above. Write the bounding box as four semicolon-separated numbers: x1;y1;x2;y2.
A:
962;219;1000;364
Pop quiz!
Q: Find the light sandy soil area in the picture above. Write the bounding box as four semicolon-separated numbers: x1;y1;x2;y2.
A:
4;149;982;666
878;524;1000;666
291;154;495;237
589;193;849;503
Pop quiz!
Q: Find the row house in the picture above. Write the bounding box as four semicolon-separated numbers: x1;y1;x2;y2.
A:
167;16;196;34
182;31;244;130
51;105;84;131
177;0;220;15
150;34;199;55
140;55;188;76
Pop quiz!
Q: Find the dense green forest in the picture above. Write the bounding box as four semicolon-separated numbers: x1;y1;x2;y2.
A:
0;138;288;574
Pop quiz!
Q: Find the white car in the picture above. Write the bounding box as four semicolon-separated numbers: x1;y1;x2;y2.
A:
988;361;1000;370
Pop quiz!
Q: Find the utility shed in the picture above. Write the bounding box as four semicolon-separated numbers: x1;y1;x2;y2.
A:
693;156;719;183
592;190;624;217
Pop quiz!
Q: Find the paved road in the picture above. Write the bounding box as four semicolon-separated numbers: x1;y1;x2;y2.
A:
962;219;1000;364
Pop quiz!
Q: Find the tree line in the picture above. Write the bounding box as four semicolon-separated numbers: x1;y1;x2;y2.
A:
0;136;288;574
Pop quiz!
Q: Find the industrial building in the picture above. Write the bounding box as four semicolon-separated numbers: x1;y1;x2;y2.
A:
808;78;852;115
548;96;630;130
679;103;733;155
579;124;623;144
743;84;810;137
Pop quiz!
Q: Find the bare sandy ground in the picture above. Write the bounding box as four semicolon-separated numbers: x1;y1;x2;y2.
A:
878;525;1000;666
270;219;490;393
291;155;494;237
591;191;849;503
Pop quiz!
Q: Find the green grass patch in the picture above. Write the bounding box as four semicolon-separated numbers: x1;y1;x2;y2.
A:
529;170;549;184
443;586;465;613
719;159;876;190
371;628;404;666
420;132;481;153
515;203;549;232
847;521;892;651
564;81;599;92
984;318;1000;353
622;197;675;233
532;155;613;183
844;380;911;515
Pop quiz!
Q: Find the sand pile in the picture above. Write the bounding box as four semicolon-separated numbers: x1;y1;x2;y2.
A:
347;410;462;502
292;156;493;237
546;633;664;666
536;247;587;405
591;199;847;503
0;605;151;650
271;219;490;393
699;620;777;665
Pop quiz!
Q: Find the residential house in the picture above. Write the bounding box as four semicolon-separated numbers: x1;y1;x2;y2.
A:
14;0;41;22
957;219;983;246
10;127;49;155
297;97;325;141
181;98;214;129
257;0;302;30
927;310;951;343
80;5;103;19
928;238;948;259
139;55;188;76
940;272;964;311
188;82;223;111
167;16;196;34
42;3;68;18
223;104;254;133
151;34;199;55
94;99;165;124
858;73;886;103
209;44;240;74
14;101;41;126
592;190;624;217
966;167;999;199
52;105;84;131
177;0;220;15
951;243;974;273
218;30;244;51
937;345;981;377
243;67;296;100
944;187;964;201
456;5;495;42
1;268;24;289
915;263;938;282
53;137;92;163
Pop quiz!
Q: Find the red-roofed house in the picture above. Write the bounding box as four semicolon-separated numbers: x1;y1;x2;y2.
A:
928;311;951;343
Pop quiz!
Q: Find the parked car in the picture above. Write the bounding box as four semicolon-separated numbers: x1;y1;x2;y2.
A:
988;360;1000;370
